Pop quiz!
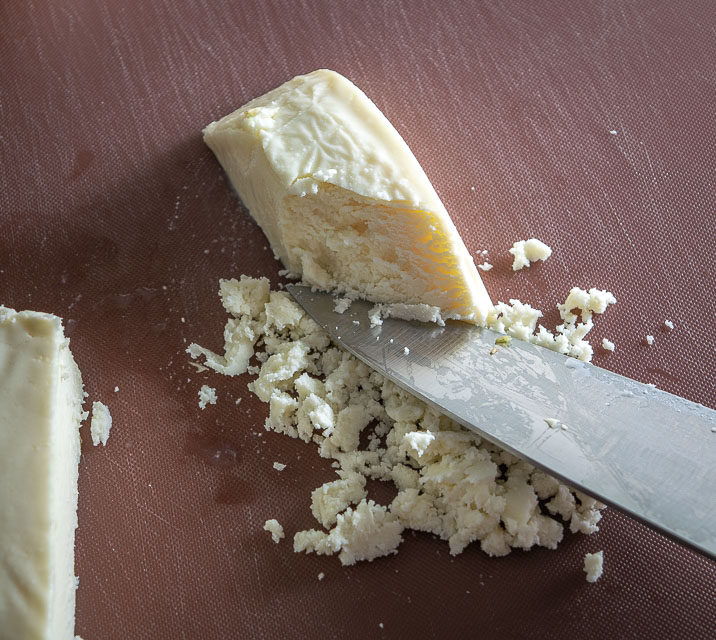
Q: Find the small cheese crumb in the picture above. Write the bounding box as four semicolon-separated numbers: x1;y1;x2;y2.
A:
379;623;384;629
645;335;655;346
273;462;287;471
198;385;217;409
403;347;410;355
317;572;325;581
333;297;353;314
664;320;674;330
509;238;553;271
609;130;618;135
264;519;285;543
584;551;604;583
113;386;119;392
601;338;615;352
477;263;493;271
90;401;112;446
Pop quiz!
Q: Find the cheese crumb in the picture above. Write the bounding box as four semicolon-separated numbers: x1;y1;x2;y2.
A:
403;347;410;355
198;385;217;409
273;462;286;471
264;519;285;543
508;238;553;271
601;338;615;352
334;297;353;314
113;386;119;392
317;572;325;581
90;401;112;446
645;335;655;346
477;263;493;271
664;320;674;330
584;551;604;583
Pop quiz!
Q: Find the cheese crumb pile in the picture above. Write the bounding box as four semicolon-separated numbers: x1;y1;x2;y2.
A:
188;277;608;565
489;287;617;362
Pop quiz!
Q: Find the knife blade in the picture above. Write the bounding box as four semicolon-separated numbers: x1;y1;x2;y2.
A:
286;285;716;559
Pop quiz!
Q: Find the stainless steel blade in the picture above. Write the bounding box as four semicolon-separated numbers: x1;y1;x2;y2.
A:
287;285;716;559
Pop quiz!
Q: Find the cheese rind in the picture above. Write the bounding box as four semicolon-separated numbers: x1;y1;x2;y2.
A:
203;69;493;324
0;306;85;639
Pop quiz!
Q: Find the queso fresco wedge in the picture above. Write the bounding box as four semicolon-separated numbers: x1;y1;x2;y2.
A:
203;69;492;324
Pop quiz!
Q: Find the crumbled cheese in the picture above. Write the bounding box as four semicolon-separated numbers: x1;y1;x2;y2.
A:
198;385;217;410
488;287;616;362
113;386;119;392
191;277;607;565
646;335;655;346
90;401;112;446
664;320;674;330
477;263;493;271
508;238;553;271
317;572;325;581
601;338;615;352
263;519;285;543
273;462;286;471
584;550;604;583
334;297;353;314
403;347;410;355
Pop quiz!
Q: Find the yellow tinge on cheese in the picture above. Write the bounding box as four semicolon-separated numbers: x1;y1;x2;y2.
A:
0;306;86;640
203;69;493;324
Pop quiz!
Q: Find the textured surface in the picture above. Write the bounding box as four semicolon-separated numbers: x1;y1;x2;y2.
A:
1;0;715;638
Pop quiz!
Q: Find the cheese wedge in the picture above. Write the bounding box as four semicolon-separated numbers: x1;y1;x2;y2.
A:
204;69;493;323
0;306;86;640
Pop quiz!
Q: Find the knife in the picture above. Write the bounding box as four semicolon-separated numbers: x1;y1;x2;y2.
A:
286;285;716;559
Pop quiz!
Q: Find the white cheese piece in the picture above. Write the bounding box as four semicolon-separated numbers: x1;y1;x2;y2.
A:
263;519;285;543
583;551;604;583
0;306;86;639
333;297;353;314
203;69;493;324
508;238;553;271
317;572;325;581
477;262;493;271
90;401;112;446
601;338;615;352
646;335;655;346
272;462;286;471
664;319;674;330
198;385;217;410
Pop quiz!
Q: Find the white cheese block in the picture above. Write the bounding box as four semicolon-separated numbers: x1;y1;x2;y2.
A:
204;69;493;324
0;306;86;639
